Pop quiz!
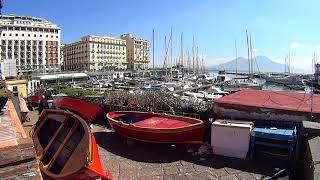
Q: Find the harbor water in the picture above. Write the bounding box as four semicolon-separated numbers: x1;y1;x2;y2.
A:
208;70;311;93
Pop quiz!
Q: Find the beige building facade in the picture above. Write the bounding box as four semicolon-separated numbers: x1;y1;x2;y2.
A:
0;14;61;74
121;34;149;70
63;35;127;71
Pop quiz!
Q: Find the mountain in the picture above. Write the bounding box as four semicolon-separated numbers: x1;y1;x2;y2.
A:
208;56;307;73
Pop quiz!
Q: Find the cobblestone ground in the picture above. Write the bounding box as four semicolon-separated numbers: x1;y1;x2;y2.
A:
22;110;39;136
23;111;290;180
92;125;289;180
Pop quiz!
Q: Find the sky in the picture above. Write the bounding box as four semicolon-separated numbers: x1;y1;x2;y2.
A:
5;0;320;72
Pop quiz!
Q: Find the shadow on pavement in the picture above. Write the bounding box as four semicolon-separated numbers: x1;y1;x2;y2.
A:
93;131;185;163
93;130;290;179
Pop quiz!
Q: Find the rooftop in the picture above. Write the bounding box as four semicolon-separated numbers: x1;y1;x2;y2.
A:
215;89;320;114
0;14;60;29
121;33;149;42
64;35;126;46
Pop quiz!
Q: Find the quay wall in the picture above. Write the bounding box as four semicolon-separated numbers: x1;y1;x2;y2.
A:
0;100;42;179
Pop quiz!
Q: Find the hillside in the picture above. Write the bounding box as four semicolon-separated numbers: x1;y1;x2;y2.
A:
208;56;306;73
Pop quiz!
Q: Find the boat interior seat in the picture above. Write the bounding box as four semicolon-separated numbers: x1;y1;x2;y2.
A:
56;107;84;120
115;114;152;124
133;117;191;128
34;111;89;176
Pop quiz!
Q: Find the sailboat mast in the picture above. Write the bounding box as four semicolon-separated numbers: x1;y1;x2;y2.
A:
181;32;184;73
152;29;155;78
235;39;238;76
196;46;199;75
201;55;204;73
246;30;250;75
288;50;291;73
164;36;167;77
290;52;292;73
249;33;253;74
311;53;315;121
284;55;287;73
192;36;195;74
170;28;173;79
187;50;190;75
152;29;155;109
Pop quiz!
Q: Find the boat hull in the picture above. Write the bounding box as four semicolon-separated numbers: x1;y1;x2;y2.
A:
53;97;104;124
107;111;204;145
32;109;111;179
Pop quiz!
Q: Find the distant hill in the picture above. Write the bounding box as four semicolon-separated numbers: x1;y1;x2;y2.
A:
208;56;307;73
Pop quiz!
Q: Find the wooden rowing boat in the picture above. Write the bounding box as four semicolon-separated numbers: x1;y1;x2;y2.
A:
107;111;205;145
53;97;104;124
31;109;111;179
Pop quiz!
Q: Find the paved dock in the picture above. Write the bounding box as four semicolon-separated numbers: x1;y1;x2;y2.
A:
92;124;289;180
24;110;290;180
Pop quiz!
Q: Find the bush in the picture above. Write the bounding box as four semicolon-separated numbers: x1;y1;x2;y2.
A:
50;85;214;120
100;90;213;115
50;85;101;97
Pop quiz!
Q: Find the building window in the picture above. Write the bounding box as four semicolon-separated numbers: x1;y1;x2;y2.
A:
22;34;24;37
46;35;48;37
15;34;18;36
34;34;36;37
40;35;42;37
28;34;30;37
2;33;5;36
9;34;12;36
56;36;58;38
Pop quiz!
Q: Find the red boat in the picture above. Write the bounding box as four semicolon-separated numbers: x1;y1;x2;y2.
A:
27;95;44;108
53;97;104;124
31;109;111;180
106;111;205;145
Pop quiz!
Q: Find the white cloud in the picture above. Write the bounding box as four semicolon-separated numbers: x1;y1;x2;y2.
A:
290;42;301;49
272;56;312;73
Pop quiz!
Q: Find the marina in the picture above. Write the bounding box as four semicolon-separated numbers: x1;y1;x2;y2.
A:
18;70;320;179
2;64;319;179
1;1;320;179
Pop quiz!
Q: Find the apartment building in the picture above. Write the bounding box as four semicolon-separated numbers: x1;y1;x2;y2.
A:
121;33;150;70
63;35;127;71
0;14;61;74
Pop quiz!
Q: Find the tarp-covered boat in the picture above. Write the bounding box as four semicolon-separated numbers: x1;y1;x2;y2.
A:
53;97;104;124
31;109;111;179
107;111;205;145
